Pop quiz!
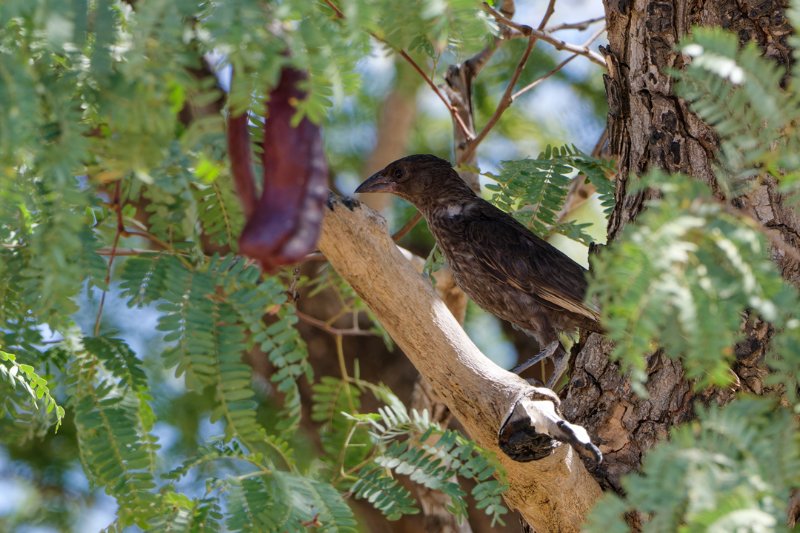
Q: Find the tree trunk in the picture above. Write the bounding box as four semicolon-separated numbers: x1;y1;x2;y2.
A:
563;0;800;493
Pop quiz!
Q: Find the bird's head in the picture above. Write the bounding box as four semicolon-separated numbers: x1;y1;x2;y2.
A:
355;154;470;207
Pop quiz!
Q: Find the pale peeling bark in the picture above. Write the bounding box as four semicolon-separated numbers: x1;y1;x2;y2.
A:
319;196;602;532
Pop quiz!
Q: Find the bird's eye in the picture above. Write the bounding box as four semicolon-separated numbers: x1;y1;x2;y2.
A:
391;167;403;179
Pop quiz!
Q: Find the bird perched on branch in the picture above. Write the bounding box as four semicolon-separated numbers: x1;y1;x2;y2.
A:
356;154;602;387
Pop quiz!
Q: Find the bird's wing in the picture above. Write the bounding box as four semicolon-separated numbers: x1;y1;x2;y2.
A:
464;204;600;324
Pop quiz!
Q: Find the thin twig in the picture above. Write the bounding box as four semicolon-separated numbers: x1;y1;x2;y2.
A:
296;309;376;337
529;26;606;66
322;0;344;18
462;31;538;162
512;54;578;100
463;8;606;161
537;0;558;31
321;0;473;140
546;16;605;32
483;2;606;66
397;50;474;140
482;2;531;34
335;335;358;413
94;181;123;337
464;36;502;79
97;248;166;256
392;212;423;241
122;229;194;269
462;0;568;162
512;26;606;100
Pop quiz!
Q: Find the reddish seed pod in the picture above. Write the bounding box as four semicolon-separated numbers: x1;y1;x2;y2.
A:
229;67;328;271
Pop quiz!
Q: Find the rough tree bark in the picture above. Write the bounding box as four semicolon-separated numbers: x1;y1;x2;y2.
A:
562;0;800;497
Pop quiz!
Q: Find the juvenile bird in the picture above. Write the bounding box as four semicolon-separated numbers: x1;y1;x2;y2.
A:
356;154;602;387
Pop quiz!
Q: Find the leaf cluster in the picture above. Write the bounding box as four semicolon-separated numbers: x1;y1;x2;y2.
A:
1;4;515;529
590;172;798;393
585;398;800;531
485;144;614;245
346;394;509;526
675;27;800;197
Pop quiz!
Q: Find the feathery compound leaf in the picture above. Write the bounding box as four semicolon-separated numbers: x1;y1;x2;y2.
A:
487;152;573;237
351;466;419;520
589;172;797;393
156;256;298;460
585;398;800;531
676;29;800;193
0;349;65;435
360;0;494;58
227;473;357;533
349;394;508;525
216;259;312;437
148;493;223;533
487;145;613;240
157;260;220;390
119;254;178;307
67;338;161;527
192;176;244;250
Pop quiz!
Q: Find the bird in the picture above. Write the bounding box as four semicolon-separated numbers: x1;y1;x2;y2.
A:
355;154;602;388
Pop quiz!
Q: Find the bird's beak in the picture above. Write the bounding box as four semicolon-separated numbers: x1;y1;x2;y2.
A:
355;171;397;194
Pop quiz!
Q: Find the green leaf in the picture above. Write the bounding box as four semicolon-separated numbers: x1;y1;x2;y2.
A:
590;172;798;393
0;349;65;436
586;398;800;531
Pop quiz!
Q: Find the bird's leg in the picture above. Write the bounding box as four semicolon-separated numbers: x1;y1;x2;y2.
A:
546;345;569;389
511;340;560;375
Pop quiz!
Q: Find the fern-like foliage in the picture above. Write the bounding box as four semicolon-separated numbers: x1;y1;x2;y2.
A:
0;349;65;437
192;175;245;250
675;28;800;195
346;394;509;526
585;398;800;531
226;473;357;533
148;493;223;533
66;335;161;528
350;466;420;520
119;253;177;308
360;0;494;60
311;376;372;475
590;172;798;392
486;145;614;242
155;256;289;458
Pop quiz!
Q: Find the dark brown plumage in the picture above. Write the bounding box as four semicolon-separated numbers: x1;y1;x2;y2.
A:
356;154;601;385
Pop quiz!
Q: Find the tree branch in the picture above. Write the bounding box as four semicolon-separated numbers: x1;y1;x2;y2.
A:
511;25;606;100
482;2;606;67
547;16;605;32
319;196;602;532
321;0;473;141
